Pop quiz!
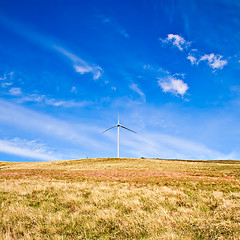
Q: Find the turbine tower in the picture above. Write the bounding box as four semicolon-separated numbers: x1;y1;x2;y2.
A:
102;115;136;158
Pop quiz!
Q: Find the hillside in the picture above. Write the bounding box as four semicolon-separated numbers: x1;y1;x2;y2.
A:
0;158;240;239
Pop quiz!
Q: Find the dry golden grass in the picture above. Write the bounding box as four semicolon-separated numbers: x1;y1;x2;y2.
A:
0;158;240;239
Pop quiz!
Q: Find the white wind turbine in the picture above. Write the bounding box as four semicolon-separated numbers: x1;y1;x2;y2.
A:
102;115;136;158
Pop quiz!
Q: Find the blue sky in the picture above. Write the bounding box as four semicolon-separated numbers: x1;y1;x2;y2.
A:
1;0;240;161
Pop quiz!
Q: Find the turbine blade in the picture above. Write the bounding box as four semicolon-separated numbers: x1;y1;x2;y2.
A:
120;125;137;133
102;125;117;134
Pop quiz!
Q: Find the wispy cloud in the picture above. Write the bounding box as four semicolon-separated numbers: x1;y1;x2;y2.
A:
101;103;239;159
99;15;129;38
0;14;103;80
43;98;90;107
71;86;77;93
0;72;14;88
0;99;104;151
129;83;145;101
158;75;189;97
0;98;237;160
160;34;191;51
7;88;90;108
143;65;170;75
1;73;88;108
1;82;13;88
121;131;236;160
54;46;103;80
187;55;197;65
0;72;13;81
158;68;170;74
9;87;22;96
0;138;58;161
143;64;154;71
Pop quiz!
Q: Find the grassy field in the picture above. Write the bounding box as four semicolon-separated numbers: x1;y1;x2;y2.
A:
0;158;240;239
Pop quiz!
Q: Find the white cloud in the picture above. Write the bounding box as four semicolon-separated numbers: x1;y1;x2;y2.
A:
74;64;103;80
159;33;228;71
199;53;228;69
74;65;93;75
129;83;145;100
9;87;22;96
187;52;228;70
73;63;102;80
158;76;189;97
160;34;191;51
187;55;197;65
0;138;58;161
55;46;103;80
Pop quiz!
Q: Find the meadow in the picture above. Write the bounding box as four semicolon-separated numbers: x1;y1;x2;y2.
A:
0;158;240;239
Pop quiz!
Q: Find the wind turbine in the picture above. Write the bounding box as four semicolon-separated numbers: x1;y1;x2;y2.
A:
102;115;136;158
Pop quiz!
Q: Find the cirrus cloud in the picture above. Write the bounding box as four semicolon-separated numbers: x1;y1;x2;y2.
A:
129;83;145;101
6;87;90;108
0;14;103;81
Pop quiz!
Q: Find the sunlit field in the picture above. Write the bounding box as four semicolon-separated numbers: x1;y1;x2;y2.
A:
0;158;240;239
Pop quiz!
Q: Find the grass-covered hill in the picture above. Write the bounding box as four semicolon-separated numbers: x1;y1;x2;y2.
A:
0;158;240;239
